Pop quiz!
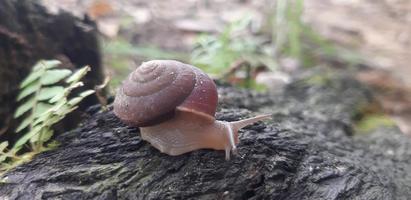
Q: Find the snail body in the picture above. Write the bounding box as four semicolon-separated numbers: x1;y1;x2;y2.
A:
113;60;270;160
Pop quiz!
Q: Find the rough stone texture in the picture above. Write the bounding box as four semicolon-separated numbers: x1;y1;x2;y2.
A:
0;72;410;200
0;0;103;140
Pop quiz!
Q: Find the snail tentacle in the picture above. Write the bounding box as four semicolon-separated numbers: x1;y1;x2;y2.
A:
222;114;272;160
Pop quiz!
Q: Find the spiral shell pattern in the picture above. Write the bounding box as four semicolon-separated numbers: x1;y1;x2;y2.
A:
113;60;218;127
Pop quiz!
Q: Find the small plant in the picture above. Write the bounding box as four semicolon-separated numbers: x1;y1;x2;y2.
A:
191;0;362;86
0;60;94;174
190;17;279;91
271;0;304;60
191;17;277;76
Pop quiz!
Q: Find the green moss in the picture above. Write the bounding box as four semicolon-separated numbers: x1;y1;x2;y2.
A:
237;79;268;92
303;74;332;86
355;114;396;133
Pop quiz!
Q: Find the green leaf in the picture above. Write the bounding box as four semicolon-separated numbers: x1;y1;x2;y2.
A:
41;129;54;142
79;90;95;97
48;91;66;103
51;98;68;112
0;155;7;163
37;86;64;101
33;112;51;127
15;116;32;132
67;90;94;106
14;97;36;118
48;80;86;104
66;66;90;83
54;104;74;116
13;126;42;150
67;97;83;106
0;141;8;153
20;69;43;89
33;102;53;117
31;103;54;126
30;129;53;143
46;140;60;149
45;112;69;126
33;60;61;71
33;100;65;126
68;81;84;90
0;142;12;162
40;69;72;85
17;81;40;101
33;100;66;126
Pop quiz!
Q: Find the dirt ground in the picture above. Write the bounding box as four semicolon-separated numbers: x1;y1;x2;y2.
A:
40;0;411;135
304;0;411;135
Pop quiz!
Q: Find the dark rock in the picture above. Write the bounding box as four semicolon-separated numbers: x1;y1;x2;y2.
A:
0;72;410;200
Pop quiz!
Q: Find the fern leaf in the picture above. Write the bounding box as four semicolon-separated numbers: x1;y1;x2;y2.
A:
14;97;36;118
0;155;7;163
13;126;42;150
33;112;51;127
20;70;43;89
67;97;83;107
17;81;40;101
37;86;65;101
30;129;53;144
0;141;11;163
68;90;95;106
66;66;90;83
15;117;32;133
80;90;95;97
9;59;95;170
33;102;53;117
48;92;65;103
0;142;8;153
40;69;72;85
33;60;61;71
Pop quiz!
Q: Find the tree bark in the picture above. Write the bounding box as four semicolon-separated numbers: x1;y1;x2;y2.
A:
1;70;410;200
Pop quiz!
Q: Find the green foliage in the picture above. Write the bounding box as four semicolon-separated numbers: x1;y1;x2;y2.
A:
189;1;320;87
271;0;364;68
191;17;277;75
0;60;94;174
356;114;396;133
191;0;363;80
189;0;303;74
303;73;333;86
270;0;304;60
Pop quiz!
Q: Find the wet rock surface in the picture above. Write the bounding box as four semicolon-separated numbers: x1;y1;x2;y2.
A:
1;73;410;200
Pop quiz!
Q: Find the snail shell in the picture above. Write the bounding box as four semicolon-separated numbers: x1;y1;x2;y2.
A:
113;60;218;126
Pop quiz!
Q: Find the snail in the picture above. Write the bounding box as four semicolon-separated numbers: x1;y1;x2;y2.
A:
113;60;271;160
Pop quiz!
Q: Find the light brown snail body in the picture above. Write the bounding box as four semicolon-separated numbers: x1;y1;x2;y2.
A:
113;60;271;160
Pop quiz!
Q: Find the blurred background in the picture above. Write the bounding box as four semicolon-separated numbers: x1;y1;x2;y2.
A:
40;0;411;135
0;0;410;194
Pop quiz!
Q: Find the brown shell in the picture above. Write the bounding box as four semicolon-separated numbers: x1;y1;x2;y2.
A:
113;60;218;127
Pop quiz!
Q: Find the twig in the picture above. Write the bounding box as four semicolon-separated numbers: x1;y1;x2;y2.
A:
94;76;110;111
